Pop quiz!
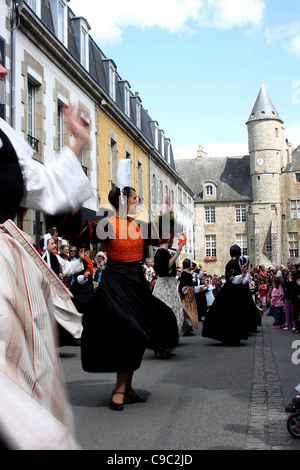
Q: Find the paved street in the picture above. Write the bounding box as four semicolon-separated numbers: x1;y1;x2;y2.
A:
59;315;300;451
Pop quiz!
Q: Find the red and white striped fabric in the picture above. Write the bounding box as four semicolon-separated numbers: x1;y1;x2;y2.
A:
0;220;79;450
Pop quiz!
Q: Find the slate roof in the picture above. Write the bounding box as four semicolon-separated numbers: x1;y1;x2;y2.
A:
175;156;252;202
247;82;282;124
285;145;300;173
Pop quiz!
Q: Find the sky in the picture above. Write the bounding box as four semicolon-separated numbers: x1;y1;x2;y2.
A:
69;0;300;159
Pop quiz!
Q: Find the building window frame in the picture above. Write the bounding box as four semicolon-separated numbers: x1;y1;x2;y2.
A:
124;82;130;117
27;80;37;151
136;157;144;205
236;234;248;256
57;0;65;43
25;0;36;11
57;101;64;152
206;185;213;195
109;131;118;189
136;99;141;129
289;232;299;258
291;200;300;220
236;205;247;223
205;206;216;224
205;234;217;257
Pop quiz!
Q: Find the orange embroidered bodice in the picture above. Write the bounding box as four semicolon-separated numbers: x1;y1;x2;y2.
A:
102;216;144;263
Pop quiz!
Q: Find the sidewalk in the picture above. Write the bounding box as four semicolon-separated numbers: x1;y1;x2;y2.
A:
246;313;300;450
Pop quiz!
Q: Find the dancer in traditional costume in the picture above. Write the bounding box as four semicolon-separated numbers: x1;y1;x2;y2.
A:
0;52;92;449
80;159;178;411
42;235;87;345
179;258;199;330
202;244;258;345
153;238;185;339
143;257;156;291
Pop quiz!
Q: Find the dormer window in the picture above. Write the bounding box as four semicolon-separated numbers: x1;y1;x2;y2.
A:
160;130;165;158
124;82;131;117
72;16;90;70
150;121;159;149
57;1;65;43
80;25;88;68
166;139;171;164
204;181;217;200
136;97;141;129
109;62;116;101
49;0;68;47
206;185;213;195
25;0;36;11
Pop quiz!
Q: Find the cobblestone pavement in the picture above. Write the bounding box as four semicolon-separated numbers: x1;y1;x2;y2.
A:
245;315;297;450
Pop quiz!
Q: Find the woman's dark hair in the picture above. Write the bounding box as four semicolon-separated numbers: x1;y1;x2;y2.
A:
182;258;191;269
230;244;241;258
274;277;281;287
108;186;135;210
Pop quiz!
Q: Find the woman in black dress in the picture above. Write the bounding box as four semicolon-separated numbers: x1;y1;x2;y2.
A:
202;245;258;345
153;238;184;339
80;186;178;410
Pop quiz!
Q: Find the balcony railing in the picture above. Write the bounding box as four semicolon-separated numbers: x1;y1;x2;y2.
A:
27;134;39;152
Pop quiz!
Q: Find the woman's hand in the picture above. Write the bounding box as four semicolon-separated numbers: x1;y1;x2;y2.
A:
78;248;85;261
63;104;91;159
165;195;172;214
177;244;183;255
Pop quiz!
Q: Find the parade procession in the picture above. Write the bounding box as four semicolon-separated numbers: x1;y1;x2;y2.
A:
0;0;299;454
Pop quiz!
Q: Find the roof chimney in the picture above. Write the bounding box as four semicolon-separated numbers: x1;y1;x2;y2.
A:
197;145;207;159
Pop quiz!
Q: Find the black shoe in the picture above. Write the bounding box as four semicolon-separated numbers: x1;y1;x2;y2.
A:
125;392;147;403
292;397;300;409
111;392;125;411
154;350;176;359
125;390;147;403
286;402;297;413
71;338;81;346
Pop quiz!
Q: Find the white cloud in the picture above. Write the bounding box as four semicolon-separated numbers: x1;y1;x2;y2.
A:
265;21;300;59
286;35;300;59
198;0;265;30
69;0;265;44
285;122;300;147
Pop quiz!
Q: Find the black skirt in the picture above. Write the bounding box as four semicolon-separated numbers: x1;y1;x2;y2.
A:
81;259;178;372
202;281;258;345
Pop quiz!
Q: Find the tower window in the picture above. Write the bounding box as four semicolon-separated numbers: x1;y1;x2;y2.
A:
296;174;300;183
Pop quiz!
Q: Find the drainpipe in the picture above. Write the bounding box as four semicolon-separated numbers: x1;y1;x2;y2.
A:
10;1;22;128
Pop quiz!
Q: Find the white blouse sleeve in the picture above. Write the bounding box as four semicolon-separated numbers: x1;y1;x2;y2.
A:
57;257;84;276
1;119;93;215
231;272;251;285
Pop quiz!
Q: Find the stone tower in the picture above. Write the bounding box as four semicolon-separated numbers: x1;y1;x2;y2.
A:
246;82;288;267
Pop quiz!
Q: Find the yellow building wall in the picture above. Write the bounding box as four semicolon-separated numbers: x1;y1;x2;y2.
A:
97;108;149;221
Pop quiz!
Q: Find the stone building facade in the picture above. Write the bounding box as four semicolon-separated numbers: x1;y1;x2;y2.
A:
176;83;300;274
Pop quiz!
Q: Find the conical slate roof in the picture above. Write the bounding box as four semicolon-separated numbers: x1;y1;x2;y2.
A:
247;82;282;124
